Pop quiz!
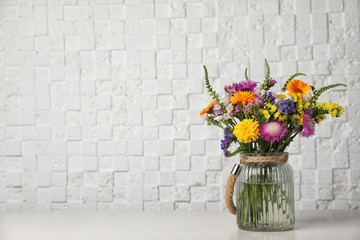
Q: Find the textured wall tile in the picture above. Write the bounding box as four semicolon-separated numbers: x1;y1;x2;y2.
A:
0;0;358;212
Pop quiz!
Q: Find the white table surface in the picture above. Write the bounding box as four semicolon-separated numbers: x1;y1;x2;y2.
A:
0;210;359;240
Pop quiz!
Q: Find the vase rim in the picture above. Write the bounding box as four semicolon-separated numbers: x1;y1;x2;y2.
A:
240;152;289;157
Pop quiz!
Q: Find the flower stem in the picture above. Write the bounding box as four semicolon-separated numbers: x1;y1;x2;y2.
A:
268;141;273;153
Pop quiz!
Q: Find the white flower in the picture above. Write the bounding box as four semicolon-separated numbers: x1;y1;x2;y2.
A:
214;115;223;121
220;95;229;106
303;90;314;103
254;85;263;95
213;104;221;110
223;113;230;120
260;90;266;96
226;104;234;113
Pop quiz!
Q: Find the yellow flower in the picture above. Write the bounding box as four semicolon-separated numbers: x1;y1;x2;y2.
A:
304;102;311;110
316;102;344;118
293;114;300;119
260;109;270;119
293;114;303;124
315;114;326;123
200;99;216;117
233;119;260;143
286;79;312;96
339;106;345;115
271;105;277;113
278;115;287;122
297;104;304;116
265;103;277;113
292;95;298;103
230;91;256;106
274;111;280;119
292;93;304;104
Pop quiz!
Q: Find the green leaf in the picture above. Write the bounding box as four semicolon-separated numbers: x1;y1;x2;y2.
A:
203;65;225;112
262;59;272;91
245;68;248;81
262;58;270;91
310;83;347;104
264;58;270;82
229;145;248;156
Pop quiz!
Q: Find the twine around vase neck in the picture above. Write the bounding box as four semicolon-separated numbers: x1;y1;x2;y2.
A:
240;154;288;164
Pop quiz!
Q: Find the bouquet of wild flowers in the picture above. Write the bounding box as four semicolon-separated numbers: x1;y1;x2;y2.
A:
202;60;346;231
201;60;346;156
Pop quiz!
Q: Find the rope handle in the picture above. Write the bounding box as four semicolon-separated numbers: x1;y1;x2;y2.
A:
225;164;241;215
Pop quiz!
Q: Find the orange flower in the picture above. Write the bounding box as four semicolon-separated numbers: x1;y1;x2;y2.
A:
200;99;216;117
230;91;256;106
286;79;312;96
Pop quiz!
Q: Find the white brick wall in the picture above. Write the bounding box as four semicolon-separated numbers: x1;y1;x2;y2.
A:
0;0;359;212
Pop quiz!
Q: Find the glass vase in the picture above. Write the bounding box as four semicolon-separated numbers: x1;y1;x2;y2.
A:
235;152;295;231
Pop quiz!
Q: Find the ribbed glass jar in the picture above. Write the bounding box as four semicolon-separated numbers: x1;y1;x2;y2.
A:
235;152;295;231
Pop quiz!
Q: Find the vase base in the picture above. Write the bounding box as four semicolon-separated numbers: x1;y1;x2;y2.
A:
237;224;294;232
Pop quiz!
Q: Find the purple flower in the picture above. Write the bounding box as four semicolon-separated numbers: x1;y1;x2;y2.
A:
267;92;276;103
275;99;296;115
238;80;258;92
302;110;315;137
224;80;258;94
311;85;318;94
268;78;277;88
221;128;235;157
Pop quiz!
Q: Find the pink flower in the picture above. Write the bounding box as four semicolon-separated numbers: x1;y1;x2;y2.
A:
234;104;242;113
224;80;258;94
253;96;264;107
302;110;315;137
244;102;254;114
238;80;258;92
260;120;287;142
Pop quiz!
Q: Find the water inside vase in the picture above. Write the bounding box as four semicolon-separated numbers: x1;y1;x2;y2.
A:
236;181;295;231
